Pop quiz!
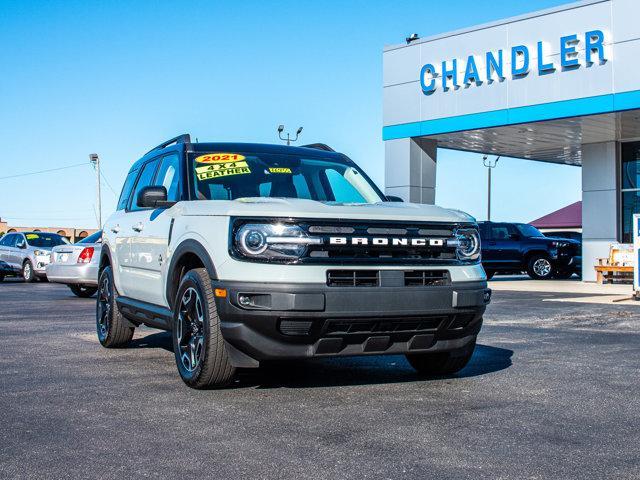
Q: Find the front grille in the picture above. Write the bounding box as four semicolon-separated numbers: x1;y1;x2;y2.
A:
404;270;450;286
324;316;445;335
306;220;459;264
327;270;379;287
231;218;475;265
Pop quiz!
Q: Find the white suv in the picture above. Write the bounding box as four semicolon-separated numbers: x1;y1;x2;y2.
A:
97;135;490;389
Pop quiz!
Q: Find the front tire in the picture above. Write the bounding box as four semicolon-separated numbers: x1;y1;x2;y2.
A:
22;260;35;283
527;255;553;280
406;338;476;376
70;284;98;298
96;266;134;347
172;268;235;389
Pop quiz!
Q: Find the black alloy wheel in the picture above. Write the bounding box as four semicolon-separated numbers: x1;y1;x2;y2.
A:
96;266;134;347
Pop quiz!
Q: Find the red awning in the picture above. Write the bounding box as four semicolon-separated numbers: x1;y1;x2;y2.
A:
530;201;582;229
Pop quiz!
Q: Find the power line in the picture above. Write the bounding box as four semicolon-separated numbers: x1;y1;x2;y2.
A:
0;162;87;180
100;171;118;196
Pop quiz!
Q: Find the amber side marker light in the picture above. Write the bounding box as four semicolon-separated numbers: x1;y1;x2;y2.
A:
214;288;227;298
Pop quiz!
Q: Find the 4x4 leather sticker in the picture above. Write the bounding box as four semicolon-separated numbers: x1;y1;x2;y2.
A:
196;162;251;180
195;153;246;163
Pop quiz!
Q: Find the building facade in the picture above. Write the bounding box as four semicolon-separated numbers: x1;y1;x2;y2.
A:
383;0;640;281
0;218;97;243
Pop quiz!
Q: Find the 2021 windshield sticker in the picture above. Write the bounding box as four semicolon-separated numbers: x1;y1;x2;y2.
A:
195;153;246;164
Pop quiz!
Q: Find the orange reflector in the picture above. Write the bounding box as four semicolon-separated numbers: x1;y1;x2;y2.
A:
214;288;227;298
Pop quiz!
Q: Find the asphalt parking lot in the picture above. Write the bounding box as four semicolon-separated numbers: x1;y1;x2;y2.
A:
1;280;639;479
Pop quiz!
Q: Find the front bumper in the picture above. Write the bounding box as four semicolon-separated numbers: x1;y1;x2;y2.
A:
214;280;490;365
555;254;582;271
45;263;99;285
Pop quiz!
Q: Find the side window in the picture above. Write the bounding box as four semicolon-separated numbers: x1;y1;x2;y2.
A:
505;224;520;238
490;224;510;240
129;159;160;211
154;154;181;202
0;234;14;247
324;169;366;203
117;170;139;211
14;234;25;247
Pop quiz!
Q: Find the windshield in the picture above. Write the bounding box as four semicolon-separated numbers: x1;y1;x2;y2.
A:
191;152;384;203
24;233;68;248
78;231;102;244
516;224;544;238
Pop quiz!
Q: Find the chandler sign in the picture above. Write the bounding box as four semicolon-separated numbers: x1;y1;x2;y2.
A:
419;30;607;94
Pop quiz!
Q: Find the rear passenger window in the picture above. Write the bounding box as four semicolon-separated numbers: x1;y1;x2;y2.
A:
117;170;139;211
0;234;13;246
129;159;160;211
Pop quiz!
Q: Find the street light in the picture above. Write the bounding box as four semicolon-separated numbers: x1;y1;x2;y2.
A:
482;155;500;221
277;125;303;146
89;154;101;228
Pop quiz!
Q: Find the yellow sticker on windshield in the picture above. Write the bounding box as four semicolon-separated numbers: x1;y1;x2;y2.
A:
26;234;39;240
195;161;248;174
268;167;292;174
195;153;246;164
196;166;251;181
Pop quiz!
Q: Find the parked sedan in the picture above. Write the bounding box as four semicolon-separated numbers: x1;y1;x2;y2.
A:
46;231;102;297
0;231;69;282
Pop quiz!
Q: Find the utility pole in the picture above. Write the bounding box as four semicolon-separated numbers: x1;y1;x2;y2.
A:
277;125;303;145
482;155;500;221
90;154;101;228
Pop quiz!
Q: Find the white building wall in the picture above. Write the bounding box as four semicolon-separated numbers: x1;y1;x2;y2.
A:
581;141;618;281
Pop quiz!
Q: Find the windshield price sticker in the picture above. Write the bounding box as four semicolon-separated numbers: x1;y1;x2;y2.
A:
195;153;246;164
26;234;39;240
268;167;292;174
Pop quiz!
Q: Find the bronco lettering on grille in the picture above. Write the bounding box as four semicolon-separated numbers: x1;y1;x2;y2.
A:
329;237;445;247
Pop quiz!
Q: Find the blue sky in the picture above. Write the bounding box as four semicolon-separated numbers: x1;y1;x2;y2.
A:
0;0;579;229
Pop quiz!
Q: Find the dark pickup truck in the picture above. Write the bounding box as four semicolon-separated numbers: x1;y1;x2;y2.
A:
478;222;581;280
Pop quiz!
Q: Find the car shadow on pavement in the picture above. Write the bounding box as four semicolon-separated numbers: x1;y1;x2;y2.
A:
129;331;174;352
238;344;513;389
126;332;513;389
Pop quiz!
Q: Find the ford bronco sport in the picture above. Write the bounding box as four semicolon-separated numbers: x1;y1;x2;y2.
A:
97;135;490;389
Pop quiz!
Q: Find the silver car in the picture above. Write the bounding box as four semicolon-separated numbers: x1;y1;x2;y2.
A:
46;231;102;297
0;231;69;282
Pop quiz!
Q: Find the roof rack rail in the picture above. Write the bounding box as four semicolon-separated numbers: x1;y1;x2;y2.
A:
302;143;335;152
145;134;191;155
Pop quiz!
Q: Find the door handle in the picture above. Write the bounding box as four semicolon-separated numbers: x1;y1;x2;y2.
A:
132;222;144;232
110;225;121;234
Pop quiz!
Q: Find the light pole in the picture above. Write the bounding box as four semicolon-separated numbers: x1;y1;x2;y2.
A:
277;125;303;145
89;154;101;228
482;155;500;221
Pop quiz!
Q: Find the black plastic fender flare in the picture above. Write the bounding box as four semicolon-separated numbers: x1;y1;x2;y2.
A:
165;239;218;308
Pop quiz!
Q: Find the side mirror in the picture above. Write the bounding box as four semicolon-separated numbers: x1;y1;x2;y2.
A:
137;186;175;209
386;195;404;203
509;233;520;240
16;240;26;249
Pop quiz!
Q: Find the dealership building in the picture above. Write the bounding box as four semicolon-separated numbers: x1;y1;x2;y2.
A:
383;0;640;281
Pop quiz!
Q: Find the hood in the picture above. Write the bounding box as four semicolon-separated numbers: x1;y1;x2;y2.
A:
178;198;475;223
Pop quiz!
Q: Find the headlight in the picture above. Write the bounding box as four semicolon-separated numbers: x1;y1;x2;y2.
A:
233;223;321;262
454;228;481;262
34;249;48;256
